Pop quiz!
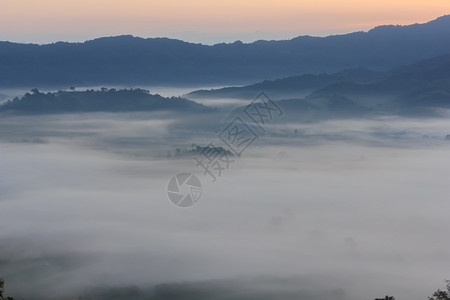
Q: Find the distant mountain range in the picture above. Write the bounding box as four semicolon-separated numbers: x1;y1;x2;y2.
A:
1;53;449;118
199;53;450;119
189;53;450;99
0;88;209;113
186;68;385;100
1;15;450;87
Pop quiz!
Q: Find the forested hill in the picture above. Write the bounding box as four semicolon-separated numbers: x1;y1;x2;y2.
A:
0;88;210;113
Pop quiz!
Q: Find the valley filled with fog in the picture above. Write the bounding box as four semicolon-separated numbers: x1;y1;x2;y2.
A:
1;94;449;299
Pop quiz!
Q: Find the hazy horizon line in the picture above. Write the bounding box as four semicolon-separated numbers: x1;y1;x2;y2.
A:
2;14;448;46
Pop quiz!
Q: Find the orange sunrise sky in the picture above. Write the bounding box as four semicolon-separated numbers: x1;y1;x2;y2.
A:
0;0;449;44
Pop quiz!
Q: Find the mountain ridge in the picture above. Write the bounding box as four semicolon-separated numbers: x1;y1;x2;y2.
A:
1;15;450;87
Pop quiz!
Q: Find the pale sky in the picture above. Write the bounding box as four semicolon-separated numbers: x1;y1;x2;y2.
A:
0;0;449;44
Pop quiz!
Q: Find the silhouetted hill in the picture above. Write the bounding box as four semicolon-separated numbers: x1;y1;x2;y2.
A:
1;16;450;87
397;78;450;108
189;53;450;102
307;54;450;101
273;95;374;122
186;68;383;100
0;88;210;113
222;54;450;119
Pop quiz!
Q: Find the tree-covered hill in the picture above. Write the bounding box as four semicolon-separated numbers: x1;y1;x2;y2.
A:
0;88;210;113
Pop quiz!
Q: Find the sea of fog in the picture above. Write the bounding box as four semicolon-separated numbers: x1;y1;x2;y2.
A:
0;99;450;299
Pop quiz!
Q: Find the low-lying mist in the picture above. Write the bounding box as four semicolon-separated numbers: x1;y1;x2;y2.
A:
1;111;449;300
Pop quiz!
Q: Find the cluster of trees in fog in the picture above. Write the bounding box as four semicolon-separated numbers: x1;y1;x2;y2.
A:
0;279;16;300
